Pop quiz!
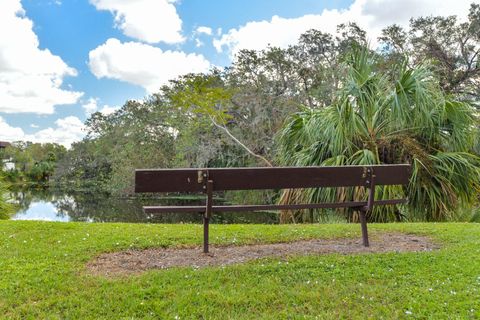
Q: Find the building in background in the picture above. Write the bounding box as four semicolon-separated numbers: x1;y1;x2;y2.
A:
0;141;10;149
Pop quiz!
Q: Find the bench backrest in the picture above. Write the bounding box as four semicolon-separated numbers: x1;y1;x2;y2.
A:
135;164;411;252
135;164;411;193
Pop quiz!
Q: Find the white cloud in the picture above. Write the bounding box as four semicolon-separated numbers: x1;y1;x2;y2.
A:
82;98;120;116
90;0;183;44
30;116;85;147
0;0;83;114
82;97;99;116
0;117;25;142
99;104;119;115
195;38;204;48
88;38;211;93
214;0;474;56
360;0;471;27
0;116;85;148
194;26;212;48
30;124;39;128
196;26;212;36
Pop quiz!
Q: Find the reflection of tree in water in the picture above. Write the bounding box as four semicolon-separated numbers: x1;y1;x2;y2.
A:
9;189;35;213
50;193;201;222
10;187;57;213
11;188;278;224
54;193;151;222
57;194;279;223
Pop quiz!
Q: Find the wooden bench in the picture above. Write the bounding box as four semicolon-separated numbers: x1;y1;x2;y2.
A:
135;165;411;253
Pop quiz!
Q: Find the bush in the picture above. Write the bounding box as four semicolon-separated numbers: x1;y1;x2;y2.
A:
0;174;13;219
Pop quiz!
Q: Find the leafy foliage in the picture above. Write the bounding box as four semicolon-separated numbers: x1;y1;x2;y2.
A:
0;173;13;219
379;3;480;101
51;7;480;221
54;100;177;194
0;142;66;184
278;46;480;222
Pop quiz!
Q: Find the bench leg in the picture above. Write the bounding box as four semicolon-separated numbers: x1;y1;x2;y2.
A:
203;179;214;254
359;210;369;247
203;216;209;253
360;169;375;247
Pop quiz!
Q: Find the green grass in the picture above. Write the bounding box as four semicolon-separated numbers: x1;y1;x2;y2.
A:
1;221;479;319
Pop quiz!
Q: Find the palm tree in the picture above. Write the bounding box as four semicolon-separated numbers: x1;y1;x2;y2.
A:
278;46;480;222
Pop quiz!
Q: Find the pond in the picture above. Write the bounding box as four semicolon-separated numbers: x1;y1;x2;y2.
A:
10;188;279;224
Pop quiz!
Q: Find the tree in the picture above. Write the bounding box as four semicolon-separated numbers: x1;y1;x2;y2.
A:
61;100;177;194
52;140;113;192
278;46;480;222
166;72;274;166
379;3;480;101
1;142;66;183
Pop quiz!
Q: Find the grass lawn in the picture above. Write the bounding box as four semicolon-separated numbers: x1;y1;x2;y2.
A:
1;221;479;319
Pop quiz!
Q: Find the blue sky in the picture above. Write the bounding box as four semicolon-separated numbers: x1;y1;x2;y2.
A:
0;0;473;146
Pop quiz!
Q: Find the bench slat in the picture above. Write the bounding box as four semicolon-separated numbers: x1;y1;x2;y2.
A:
135;164;411;193
143;199;407;214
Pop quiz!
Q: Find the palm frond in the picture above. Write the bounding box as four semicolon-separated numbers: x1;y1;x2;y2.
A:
277;46;479;222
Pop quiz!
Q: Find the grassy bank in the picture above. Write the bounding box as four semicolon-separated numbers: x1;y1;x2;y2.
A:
0;221;479;319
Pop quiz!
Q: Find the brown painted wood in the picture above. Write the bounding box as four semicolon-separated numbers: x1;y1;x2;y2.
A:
135;164;411;193
136;164;411;251
143;199;407;214
359;210;369;247
135;169;205;193
203;180;213;253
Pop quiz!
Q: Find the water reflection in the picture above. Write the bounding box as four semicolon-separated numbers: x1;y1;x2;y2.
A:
13;201;71;222
10;188;279;224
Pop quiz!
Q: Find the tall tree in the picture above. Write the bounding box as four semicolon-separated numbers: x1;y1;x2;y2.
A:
379;3;480;101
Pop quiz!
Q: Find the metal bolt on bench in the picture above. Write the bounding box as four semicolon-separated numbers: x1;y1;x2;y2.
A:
135;165;411;253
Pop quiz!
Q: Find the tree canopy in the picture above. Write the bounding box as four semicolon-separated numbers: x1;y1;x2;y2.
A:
48;4;480;221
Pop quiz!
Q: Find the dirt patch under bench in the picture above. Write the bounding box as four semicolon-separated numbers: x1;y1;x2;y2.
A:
87;233;438;277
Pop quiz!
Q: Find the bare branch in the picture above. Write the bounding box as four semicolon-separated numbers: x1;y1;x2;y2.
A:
209;116;274;167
